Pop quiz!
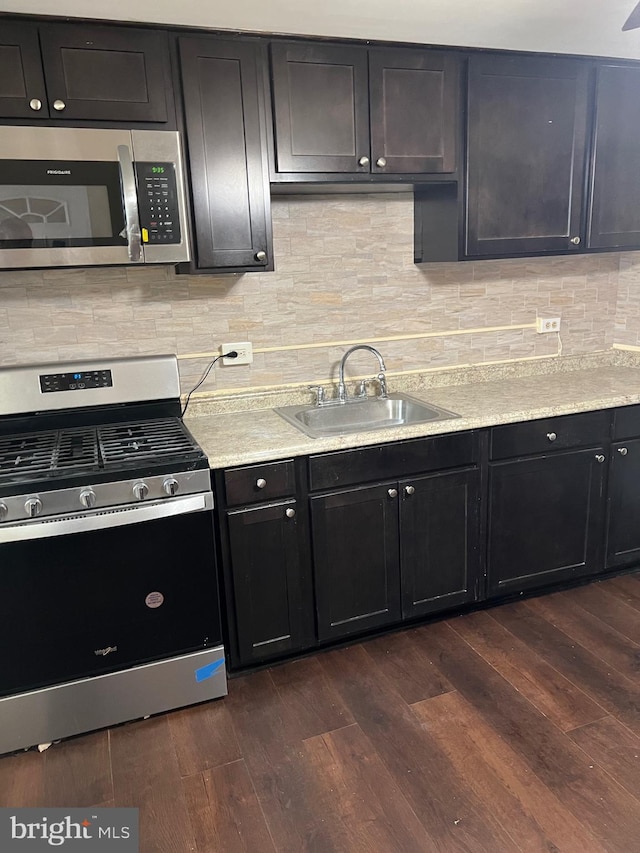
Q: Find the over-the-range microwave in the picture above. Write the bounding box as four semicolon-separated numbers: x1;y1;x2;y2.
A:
0;126;190;269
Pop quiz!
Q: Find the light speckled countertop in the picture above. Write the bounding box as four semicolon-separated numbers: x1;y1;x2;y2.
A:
184;351;640;469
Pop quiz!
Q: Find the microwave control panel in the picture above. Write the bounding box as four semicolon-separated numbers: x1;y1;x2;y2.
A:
136;162;181;245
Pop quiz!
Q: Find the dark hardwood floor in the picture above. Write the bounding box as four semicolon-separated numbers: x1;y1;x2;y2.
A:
3;573;640;851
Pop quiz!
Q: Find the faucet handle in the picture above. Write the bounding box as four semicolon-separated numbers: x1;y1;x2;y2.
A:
356;379;369;398
377;372;388;399
308;385;326;406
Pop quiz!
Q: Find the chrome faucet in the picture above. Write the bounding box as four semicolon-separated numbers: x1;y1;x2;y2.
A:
337;345;387;402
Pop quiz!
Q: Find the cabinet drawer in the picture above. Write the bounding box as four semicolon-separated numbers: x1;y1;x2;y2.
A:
490;411;610;460
223;460;295;506
309;432;476;491
613;405;640;440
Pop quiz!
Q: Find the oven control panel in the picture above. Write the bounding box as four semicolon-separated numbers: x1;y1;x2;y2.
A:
39;370;113;393
136;162;182;245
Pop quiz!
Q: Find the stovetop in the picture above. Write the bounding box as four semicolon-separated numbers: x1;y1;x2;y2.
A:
0;417;205;487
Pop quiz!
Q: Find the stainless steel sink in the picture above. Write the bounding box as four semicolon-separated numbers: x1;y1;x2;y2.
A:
274;393;460;438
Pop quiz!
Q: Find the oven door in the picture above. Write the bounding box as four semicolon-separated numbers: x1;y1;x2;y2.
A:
0;493;223;697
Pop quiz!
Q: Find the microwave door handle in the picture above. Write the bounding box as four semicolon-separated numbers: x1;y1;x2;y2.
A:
117;144;142;263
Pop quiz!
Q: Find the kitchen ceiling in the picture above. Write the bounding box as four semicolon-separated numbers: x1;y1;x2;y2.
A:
1;0;640;59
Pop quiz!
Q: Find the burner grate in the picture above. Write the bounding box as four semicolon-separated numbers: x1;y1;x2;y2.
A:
0;431;57;477
98;418;199;467
54;427;99;471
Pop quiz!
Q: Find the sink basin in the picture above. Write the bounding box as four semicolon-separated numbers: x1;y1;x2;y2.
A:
274;393;460;438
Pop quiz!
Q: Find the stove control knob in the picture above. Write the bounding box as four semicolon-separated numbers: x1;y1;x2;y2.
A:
79;489;97;509
133;482;149;501
25;497;42;518
0;503;7;521
163;477;179;496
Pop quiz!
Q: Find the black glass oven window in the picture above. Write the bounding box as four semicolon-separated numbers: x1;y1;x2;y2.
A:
0;161;126;249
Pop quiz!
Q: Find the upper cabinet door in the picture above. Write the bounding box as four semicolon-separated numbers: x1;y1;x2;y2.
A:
179;37;272;271
588;64;640;250
0;22;48;119
369;48;458;174
39;23;169;122
270;42;370;173
466;55;588;257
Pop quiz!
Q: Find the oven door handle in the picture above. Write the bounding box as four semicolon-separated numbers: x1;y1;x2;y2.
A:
0;493;212;544
117;143;143;263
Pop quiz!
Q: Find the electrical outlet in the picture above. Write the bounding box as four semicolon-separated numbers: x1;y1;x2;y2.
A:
536;317;562;334
221;342;253;365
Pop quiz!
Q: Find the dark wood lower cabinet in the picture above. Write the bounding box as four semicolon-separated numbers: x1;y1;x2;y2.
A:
311;483;401;642
606;439;640;568
225;500;310;666
400;468;480;618
487;449;606;596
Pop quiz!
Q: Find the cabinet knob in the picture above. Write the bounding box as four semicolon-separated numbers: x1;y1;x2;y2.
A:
255;250;267;263
52;99;66;111
618;447;629;456
358;156;370;166
388;488;398;499
404;485;415;496
285;507;296;518
29;98;42;111
547;432;557;442
256;478;267;489
595;454;605;463
376;157;387;168
570;236;581;245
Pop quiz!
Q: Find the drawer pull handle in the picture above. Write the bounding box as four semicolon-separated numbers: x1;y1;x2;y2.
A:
405;485;415;496
618;447;629;456
595;454;605;463
285;508;296;518
256;478;267;489
547;432;557;442
388;488;398;499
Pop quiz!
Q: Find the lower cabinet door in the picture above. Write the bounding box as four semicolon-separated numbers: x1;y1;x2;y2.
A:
227;500;307;666
606;438;640;568
487;449;606;596
311;483;401;642
400;468;481;619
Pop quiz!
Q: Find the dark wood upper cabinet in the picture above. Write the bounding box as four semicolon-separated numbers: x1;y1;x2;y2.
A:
270;41;370;174
179;37;272;272
588;64;640;250
0;21;48;119
369;48;458;174
0;21;171;122
466;54;589;257
270;41;458;176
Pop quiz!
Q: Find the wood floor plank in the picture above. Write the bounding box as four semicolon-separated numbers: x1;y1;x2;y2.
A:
568;716;640;802
303;723;438;853
448;610;607;732
605;573;640;611
183;761;276;853
492;601;640;736
408;620;640;852
362;629;454;705
412;690;606;853
226;670;342;852
320;643;522;853
168;698;241;778
268;656;355;739
568;582;640;645
43;730;112;807
110;716;198;853
0;750;45;807
526;592;640;681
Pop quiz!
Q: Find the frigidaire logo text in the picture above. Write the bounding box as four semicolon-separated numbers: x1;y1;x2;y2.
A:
10;815;132;846
94;645;118;657
46;169;71;175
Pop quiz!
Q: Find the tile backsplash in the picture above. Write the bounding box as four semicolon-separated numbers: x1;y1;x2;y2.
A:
0;192;627;395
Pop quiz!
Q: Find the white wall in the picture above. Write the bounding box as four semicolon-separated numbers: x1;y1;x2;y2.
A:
2;0;640;59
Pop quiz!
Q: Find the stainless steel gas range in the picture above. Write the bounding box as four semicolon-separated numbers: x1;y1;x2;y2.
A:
0;354;226;755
